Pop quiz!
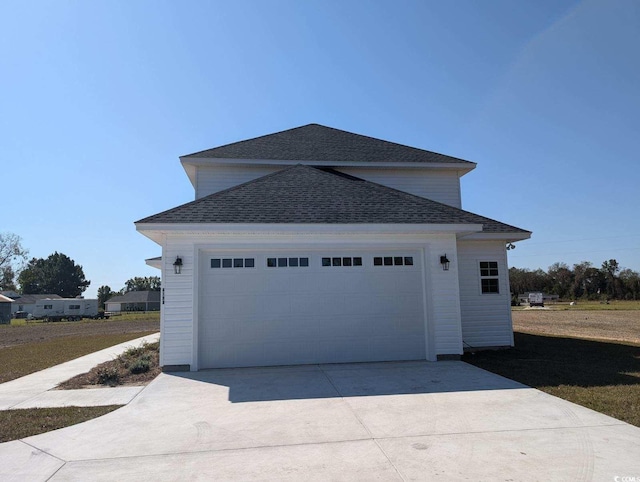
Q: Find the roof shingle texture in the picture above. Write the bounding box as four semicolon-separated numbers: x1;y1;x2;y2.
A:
182;124;475;165
136;165;528;234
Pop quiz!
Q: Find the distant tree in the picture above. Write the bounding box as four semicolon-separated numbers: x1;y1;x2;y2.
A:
123;276;161;292
0;266;17;291
508;267;550;295
601;259;621;299
619;269;640;300
97;285;119;310
512;259;639;301
0;232;28;278
18;252;90;297
547;262;574;299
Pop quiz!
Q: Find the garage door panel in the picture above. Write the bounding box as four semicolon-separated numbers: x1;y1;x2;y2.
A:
287;273;318;294
370;335;425;360
259;294;291;316
290;294;332;316
207;294;261;317
200;316;237;341
199;250;426;368
316;337;370;364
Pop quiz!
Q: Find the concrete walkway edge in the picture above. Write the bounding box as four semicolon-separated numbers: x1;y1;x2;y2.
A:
0;333;160;410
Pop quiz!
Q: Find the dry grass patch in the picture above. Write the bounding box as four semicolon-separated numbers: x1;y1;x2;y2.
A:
0;405;122;443
0;332;157;384
0;315;160;349
513;310;640;344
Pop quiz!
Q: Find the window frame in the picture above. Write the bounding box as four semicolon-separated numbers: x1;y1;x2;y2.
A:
479;261;500;294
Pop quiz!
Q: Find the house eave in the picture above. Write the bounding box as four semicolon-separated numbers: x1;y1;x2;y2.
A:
458;232;532;242
136;222;484;245
145;257;162;269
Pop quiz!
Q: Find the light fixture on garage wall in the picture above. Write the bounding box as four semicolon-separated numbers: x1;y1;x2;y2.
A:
173;256;183;275
440;254;450;271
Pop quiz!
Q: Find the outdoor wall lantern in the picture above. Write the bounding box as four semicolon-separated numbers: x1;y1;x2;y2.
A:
173;256;183;275
440;254;450;271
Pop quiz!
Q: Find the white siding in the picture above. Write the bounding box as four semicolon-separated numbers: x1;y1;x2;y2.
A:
425;235;464;356
338;167;462;208
161;237;196;366
457;240;513;348
195;165;278;199
195;164;462;207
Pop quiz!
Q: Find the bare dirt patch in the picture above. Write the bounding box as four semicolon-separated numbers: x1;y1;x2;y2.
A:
512;310;640;344
0;318;160;349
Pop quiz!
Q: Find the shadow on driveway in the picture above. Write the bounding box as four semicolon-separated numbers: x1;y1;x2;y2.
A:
168;360;526;403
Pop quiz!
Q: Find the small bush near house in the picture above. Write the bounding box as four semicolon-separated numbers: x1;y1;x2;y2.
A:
58;341;160;389
96;366;121;386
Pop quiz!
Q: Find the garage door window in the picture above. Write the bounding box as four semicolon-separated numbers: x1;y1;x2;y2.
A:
373;256;413;266
211;258;255;269
322;257;362;267
267;257;309;268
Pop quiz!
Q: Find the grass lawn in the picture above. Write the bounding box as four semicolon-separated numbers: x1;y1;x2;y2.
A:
512;299;640;311
0;406;122;443
0;332;158;384
464;310;640;427
0;315;160;443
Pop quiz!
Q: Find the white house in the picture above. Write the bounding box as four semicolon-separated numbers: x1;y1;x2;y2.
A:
136;124;530;371
105;290;161;313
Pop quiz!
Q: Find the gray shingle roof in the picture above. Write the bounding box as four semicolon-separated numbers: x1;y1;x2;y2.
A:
136;165;529;235
106;291;161;304
1;293;63;304
181;124;475;165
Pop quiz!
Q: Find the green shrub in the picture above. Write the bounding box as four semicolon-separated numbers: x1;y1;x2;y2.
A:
97;366;120;386
129;358;150;374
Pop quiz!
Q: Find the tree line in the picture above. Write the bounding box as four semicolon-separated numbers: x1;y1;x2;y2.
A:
1;233;160;309
510;259;640;301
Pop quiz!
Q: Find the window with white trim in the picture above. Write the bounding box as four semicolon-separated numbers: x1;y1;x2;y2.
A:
480;261;499;293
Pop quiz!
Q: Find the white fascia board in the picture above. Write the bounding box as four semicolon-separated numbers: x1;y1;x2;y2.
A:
180;157;476;174
136;223;484;244
182;163;197;188
145;257;162;269
458;232;532;242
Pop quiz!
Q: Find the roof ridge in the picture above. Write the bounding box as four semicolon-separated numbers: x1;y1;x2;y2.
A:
180;124;476;165
181;124;320;159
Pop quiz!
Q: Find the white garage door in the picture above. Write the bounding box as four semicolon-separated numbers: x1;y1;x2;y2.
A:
198;250;426;368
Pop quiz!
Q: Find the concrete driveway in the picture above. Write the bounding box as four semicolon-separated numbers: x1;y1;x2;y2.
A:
2;361;640;481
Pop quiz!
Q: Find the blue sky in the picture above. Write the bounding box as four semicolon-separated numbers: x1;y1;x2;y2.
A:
2;0;639;297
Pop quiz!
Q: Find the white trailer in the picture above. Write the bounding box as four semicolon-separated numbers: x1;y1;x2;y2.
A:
528;292;544;307
33;298;99;321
